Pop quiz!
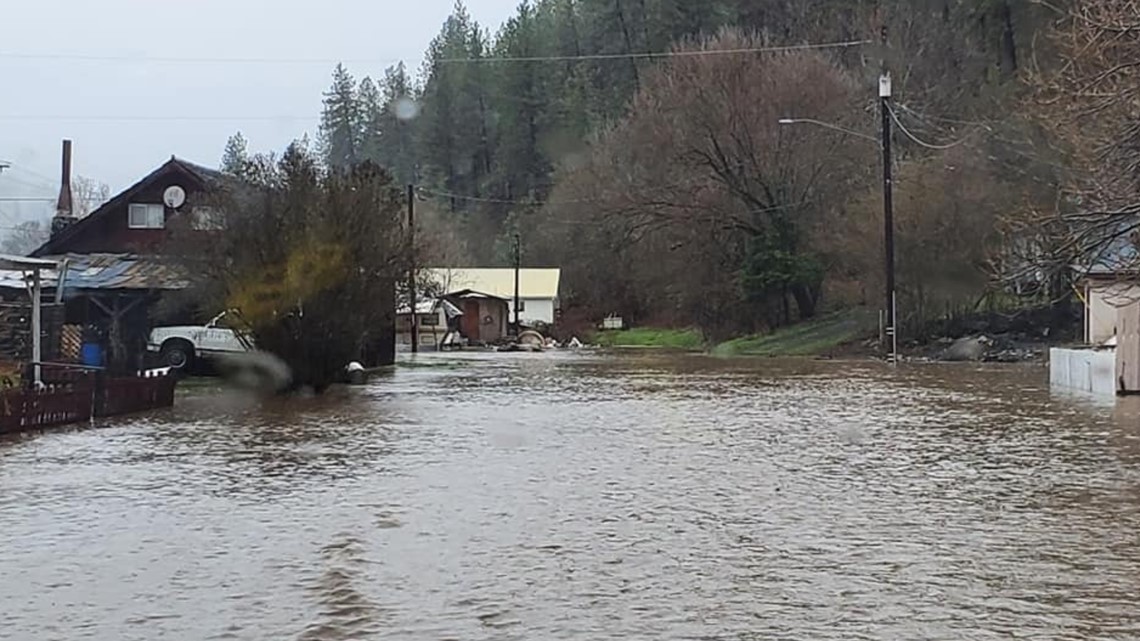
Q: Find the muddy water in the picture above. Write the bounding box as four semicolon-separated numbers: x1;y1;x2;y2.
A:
3;353;1140;640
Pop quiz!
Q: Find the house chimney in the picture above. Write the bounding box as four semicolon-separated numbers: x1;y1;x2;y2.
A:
51;140;75;237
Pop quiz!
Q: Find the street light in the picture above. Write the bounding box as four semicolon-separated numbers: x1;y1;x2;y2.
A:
777;118;880;145
777;71;897;364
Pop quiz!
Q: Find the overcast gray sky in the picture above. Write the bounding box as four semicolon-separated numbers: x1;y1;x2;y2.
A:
0;0;517;205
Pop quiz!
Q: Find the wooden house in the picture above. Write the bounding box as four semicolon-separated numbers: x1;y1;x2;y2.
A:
23;147;395;372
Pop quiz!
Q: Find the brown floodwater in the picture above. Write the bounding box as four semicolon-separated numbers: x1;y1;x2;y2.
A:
3;352;1140;640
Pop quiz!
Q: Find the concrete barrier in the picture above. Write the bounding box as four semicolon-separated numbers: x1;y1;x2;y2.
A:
1050;347;1117;396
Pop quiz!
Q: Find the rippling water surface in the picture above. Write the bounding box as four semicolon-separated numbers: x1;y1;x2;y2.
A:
3;353;1140;640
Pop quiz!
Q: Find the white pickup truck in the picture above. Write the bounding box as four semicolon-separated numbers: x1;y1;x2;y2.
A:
147;311;252;369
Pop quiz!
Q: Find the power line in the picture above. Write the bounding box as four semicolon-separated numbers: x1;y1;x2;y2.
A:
887;104;975;151
0;51;406;65
893;103;995;130
5;166;58;185
0;39;869;67
418;172;726;207
439;39;872;63
0;173;54;191
416;187;595;206
0;114;318;122
0;197;104;203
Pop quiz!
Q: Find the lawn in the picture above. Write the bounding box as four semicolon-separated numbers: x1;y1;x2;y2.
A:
711;309;878;357
592;328;705;351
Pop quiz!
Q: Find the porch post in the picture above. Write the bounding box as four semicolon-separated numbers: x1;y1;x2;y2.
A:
31;269;41;385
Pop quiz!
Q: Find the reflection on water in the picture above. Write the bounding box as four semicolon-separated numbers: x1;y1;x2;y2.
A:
2;353;1140;640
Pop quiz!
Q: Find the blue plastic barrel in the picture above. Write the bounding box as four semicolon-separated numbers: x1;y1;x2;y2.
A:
80;342;104;367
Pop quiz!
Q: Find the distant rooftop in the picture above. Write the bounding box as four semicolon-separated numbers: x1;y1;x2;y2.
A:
423;267;561;299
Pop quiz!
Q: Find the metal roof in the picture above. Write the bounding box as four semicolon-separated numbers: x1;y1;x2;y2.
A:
396;299;441;315
1078;219;1140;277
0;254;58;271
0;253;188;291
445;289;510;301
424;268;561;300
396;298;464;318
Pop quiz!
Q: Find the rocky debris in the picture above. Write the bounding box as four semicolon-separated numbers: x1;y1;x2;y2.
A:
933;333;1046;363
942;336;993;362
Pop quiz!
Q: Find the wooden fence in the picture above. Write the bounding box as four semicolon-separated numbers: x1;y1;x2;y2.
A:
0;365;177;435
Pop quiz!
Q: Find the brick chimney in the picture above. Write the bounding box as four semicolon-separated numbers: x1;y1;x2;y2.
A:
51;140;74;237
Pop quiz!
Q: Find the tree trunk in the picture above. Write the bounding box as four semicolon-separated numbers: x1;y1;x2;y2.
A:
791;284;817;320
614;0;640;89
998;1;1018;75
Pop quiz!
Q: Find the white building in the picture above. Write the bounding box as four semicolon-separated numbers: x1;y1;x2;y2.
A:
1052;258;1140;397
1083;279;1140;345
423;267;561;326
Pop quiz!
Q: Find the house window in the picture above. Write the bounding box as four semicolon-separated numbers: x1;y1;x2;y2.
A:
419;313;439;327
128;203;165;229
191;206;225;231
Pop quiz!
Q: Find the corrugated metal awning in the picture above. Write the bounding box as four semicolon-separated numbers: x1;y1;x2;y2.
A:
0;253;188;291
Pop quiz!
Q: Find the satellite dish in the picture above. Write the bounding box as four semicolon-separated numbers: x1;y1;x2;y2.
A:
163;185;186;209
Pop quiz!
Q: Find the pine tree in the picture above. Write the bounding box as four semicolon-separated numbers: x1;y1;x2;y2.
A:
221;131;249;175
380;62;417;185
490;2;551;202
417;2;487;205
358;76;385;167
319;63;361;171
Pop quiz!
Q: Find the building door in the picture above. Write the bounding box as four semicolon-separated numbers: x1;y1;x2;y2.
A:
462;300;481;340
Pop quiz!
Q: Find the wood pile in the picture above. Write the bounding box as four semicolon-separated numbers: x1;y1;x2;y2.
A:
0;302;64;363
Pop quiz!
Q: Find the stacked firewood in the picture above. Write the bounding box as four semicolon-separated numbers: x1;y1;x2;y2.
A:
0;303;64;363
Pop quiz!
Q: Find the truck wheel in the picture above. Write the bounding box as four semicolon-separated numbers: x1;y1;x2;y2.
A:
160;339;195;370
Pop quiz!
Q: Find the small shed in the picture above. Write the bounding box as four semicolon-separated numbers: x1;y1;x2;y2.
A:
425;268;561;326
443;290;510;344
396;298;462;350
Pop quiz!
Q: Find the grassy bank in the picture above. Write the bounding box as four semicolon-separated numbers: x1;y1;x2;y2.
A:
711;309;878;357
590;309;877;356
592;328;705;351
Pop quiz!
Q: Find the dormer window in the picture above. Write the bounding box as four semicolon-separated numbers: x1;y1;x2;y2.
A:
128;203;165;229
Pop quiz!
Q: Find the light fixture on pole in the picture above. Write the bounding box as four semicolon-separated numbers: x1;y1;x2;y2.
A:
879;72;897;365
777;118;880;144
777;77;898;364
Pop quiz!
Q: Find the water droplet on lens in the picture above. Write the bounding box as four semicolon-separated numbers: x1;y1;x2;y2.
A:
393;97;419;121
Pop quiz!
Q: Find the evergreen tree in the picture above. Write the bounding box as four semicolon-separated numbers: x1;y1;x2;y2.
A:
319;63;361;171
490;2;551;201
358;76;385;167
416;1;494;209
221;131;249;175
379;62;417;185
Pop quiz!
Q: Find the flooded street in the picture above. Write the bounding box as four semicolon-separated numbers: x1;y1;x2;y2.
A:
3;353;1140;640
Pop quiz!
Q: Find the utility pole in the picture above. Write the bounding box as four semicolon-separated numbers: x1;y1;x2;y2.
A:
407;184;418;354
880;25;897;364
513;232;521;336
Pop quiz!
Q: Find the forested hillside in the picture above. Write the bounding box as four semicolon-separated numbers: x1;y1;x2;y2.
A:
230;0;1106;339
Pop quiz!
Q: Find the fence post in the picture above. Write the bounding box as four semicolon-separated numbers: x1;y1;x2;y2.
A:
92;369;106;417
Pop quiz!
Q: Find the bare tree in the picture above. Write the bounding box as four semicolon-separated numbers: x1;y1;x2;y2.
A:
1008;0;1140;280
72;175;111;217
0;220;48;256
528;30;871;336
